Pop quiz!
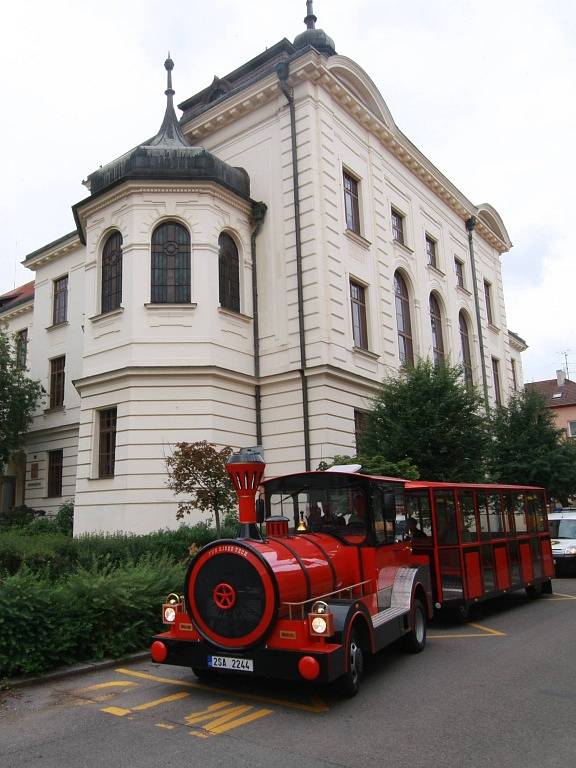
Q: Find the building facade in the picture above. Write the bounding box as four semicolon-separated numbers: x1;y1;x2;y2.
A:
0;6;526;533
526;371;576;438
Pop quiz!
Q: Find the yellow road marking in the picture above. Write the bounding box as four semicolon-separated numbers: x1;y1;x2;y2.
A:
102;691;189;717
428;621;506;639
547;592;576;600
102;706;132;717
184;701;235;724
182;701;273;737
467;622;506;636
208;707;273;734
79;681;139;692
155;723;176;730
115;668;328;713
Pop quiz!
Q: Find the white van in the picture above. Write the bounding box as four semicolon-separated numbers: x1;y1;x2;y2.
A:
548;509;576;576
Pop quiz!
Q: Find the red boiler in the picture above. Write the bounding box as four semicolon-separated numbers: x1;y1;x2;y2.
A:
185;532;361;650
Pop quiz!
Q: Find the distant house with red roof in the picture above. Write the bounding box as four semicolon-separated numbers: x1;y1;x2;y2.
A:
526;371;576;438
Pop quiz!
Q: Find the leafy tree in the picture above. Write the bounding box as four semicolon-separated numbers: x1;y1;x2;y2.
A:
165;441;237;534
318;454;419;480
488;388;576;504
0;329;44;468
360;360;489;482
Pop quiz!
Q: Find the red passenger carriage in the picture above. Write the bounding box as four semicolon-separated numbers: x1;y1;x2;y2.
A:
150;451;553;695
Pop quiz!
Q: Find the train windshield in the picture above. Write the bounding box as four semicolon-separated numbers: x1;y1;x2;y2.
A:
264;473;403;544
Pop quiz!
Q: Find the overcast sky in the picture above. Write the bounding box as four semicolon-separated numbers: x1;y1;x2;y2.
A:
1;0;574;382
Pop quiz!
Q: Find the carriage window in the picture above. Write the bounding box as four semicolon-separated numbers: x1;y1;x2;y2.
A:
487;494;504;537
477;493;490;540
525;493;539;532
513;493;527;533
528;492;548;532
405;492;432;538
373;488;400;544
503;493;516;535
434;491;457;545
458;491;477;542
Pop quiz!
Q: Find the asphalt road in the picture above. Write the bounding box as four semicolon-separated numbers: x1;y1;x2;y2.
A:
1;579;575;768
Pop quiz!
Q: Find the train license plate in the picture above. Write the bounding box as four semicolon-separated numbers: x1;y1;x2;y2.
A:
208;655;254;672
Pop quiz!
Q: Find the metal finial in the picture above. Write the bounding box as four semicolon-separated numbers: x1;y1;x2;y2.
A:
304;0;316;29
164;54;174;94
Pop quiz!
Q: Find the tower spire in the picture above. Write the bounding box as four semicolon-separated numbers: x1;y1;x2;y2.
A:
304;1;317;29
147;55;189;148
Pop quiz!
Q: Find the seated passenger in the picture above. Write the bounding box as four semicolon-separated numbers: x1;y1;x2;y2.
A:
407;517;428;539
348;495;367;528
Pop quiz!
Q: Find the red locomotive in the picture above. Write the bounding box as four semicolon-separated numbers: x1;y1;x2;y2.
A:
150;449;554;695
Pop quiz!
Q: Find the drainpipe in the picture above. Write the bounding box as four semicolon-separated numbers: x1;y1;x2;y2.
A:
466;216;490;409
276;60;311;470
250;201;267;447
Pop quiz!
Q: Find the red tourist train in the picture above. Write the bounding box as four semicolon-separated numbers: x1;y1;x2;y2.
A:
150;450;554;696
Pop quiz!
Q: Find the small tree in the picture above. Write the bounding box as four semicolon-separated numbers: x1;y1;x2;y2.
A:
165;441;237;534
360;360;489;482
0;329;44;468
488;388;576;504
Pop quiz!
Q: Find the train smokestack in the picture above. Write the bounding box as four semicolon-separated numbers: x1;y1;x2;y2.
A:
226;447;266;538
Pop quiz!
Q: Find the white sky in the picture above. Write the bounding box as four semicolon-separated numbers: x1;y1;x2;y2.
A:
1;0;574;382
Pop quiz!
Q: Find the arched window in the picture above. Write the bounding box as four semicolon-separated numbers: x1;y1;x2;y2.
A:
429;293;445;366
218;233;240;312
459;311;473;387
394;271;414;366
101;231;123;313
151;222;191;304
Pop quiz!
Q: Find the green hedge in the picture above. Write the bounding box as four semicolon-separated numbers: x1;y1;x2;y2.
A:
0;523;235;578
0;556;186;678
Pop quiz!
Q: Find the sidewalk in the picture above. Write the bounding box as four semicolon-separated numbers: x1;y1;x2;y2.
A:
4;650;150;690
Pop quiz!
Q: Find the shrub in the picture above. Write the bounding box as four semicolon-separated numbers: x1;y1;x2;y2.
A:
55;500;74;536
0;556;186;678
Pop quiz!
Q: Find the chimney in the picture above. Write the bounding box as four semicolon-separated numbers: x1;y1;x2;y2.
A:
556;369;566;387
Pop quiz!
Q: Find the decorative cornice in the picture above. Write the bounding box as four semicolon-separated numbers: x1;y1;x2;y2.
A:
0;299;34;321
22;232;82;270
73;364;256;392
182;49;510;253
74;180;253;241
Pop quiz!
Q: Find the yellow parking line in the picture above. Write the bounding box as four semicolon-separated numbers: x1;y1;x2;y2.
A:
79;681;139;692
208;708;273;734
115;668;328;713
547;592;576;600
428;621;506;639
102;690;189;717
184;701;235;724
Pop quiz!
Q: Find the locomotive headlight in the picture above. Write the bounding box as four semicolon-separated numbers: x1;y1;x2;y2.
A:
311;616;328;634
164;606;177;623
308;602;334;638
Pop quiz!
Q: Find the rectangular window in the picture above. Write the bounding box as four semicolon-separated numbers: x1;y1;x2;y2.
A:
47;449;63;497
49;356;65;408
492;357;502;406
458;490;478;543
569;421;576;438
434;491;458;545
484;280;494;325
391;208;405;244
98;407;117;478
511;359;518;391
343;172;360;234
15;328;28;370
454;258;465;289
350;280;368;350
354;410;368;452
52;276;68;325
425;235;437;268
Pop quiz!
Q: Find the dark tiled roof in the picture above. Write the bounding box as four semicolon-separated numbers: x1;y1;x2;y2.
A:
526;378;576;408
0;281;35;313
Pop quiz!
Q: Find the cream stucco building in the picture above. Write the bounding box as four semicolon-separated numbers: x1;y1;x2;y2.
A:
0;6;526;533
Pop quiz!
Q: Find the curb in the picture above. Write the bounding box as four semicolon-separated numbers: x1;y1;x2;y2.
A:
4;650;150;690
